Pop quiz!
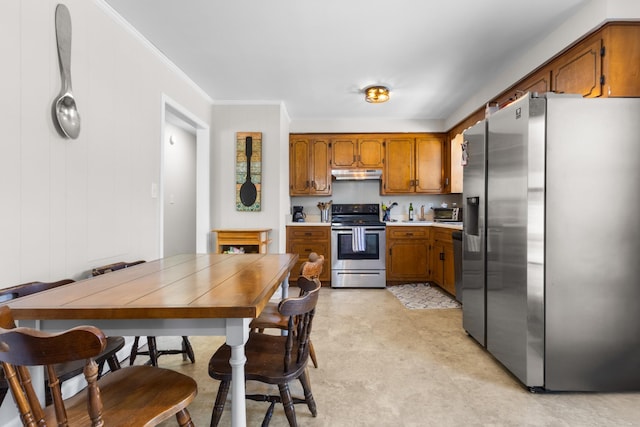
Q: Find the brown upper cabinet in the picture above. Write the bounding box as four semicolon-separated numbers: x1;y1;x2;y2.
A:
290;133;450;196
551;37;602;97
449;133;463;194
602;24;640;97
550;23;640;98
382;134;446;195
331;136;384;169
493;68;553;109
289;136;331;196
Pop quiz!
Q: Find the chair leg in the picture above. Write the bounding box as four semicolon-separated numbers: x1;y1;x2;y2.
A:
175;408;195;427
298;368;317;417
106;353;121;373
210;380;230;427
147;336;159;366
278;383;298;427
309;340;318;368
129;336;141;366
182;336;196;363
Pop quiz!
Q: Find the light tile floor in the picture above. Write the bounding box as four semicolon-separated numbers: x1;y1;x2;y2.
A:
157;287;640;426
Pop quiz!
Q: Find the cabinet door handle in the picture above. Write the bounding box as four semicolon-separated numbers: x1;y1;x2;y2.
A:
439;252;445;261
405;233;413;236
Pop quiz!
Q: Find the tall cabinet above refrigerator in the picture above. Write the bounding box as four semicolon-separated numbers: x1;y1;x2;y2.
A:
462;93;640;392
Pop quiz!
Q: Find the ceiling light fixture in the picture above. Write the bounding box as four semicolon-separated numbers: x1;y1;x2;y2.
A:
364;86;390;103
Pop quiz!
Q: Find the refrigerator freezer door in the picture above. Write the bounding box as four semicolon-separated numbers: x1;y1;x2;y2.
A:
462;121;487;346
544;97;640;391
486;95;545;388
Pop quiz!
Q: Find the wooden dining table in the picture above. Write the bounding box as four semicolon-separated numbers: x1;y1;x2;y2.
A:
4;253;298;427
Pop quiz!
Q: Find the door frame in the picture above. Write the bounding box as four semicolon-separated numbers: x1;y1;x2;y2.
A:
160;94;210;256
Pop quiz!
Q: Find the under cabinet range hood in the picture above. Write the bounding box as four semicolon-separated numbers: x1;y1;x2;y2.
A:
331;169;382;181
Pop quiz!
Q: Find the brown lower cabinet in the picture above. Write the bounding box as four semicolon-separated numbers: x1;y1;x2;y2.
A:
386;226;457;298
430;229;456;296
286;224;458;293
286;226;331;284
385;226;431;282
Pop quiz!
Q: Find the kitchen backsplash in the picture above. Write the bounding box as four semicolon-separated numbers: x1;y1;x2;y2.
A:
290;180;462;222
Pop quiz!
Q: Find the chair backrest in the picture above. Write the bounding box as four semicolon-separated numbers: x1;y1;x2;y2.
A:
298;253;324;295
278;277;321;370
299;253;324;279
91;260;145;276
0;279;74;303
0;306;107;426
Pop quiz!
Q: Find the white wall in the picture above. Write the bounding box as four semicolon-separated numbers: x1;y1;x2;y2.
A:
210;103;289;252
0;0;212;286
163;122;197;257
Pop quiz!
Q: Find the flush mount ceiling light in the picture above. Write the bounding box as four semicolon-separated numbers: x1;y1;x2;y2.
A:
364;86;390;103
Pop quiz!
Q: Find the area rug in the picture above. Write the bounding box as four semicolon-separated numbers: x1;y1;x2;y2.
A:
387;283;461;309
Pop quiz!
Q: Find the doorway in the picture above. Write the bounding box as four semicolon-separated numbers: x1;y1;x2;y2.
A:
161;95;210;256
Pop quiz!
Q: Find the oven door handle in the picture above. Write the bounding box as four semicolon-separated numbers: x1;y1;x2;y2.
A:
331;227;386;232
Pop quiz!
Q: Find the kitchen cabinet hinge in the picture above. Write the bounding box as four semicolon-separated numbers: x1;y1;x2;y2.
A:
600;75;605;85
600;46;605;57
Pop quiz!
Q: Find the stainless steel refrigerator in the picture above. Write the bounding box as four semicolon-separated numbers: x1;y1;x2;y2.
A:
462;93;640;391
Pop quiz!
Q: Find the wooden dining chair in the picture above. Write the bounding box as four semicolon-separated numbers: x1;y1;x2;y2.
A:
91;260;196;366
0;279;125;406
0;305;197;426
209;276;321;427
250;253;323;368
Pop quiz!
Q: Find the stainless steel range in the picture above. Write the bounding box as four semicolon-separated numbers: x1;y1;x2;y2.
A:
330;203;386;288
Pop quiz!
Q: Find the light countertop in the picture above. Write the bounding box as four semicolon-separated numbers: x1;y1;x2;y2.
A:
286;221;462;230
384;221;463;230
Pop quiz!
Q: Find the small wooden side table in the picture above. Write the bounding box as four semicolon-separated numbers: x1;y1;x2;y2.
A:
212;228;272;254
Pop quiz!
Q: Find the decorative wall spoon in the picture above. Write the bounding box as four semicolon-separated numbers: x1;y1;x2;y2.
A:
239;136;257;206
53;4;81;139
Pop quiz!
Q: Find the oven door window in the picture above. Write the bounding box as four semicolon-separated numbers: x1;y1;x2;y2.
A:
336;232;380;260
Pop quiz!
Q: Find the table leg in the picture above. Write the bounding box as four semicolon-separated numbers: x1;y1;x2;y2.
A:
226;318;250;427
281;272;290;299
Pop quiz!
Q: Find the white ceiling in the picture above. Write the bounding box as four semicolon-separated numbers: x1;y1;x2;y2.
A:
103;0;588;123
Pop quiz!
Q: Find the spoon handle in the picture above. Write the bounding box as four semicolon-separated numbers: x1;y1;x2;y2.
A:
55;4;73;92
245;137;252;181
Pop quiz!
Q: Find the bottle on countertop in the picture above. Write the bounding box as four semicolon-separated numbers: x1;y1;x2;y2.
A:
408;203;414;221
